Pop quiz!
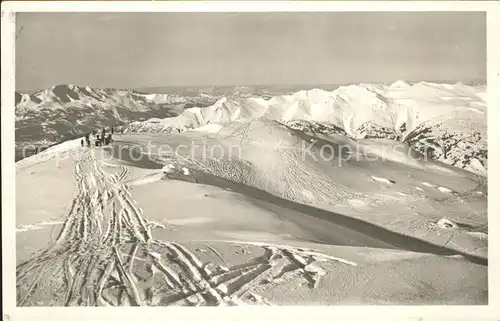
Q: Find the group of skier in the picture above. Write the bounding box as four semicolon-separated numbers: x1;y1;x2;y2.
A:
81;126;114;147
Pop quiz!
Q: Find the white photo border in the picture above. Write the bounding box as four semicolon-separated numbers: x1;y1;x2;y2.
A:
2;1;499;320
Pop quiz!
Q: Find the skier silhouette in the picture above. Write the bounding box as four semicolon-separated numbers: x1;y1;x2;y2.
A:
85;133;91;147
105;133;112;145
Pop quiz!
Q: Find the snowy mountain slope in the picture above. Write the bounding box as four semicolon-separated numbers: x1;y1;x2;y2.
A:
104;119;488;256
403;109;487;174
16;141;488;306
122;81;487;174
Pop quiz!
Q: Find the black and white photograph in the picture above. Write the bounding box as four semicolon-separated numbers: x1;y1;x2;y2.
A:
2;2;497;312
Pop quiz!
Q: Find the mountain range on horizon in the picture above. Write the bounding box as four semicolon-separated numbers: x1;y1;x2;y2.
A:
14;81;487;176
16;77;487;95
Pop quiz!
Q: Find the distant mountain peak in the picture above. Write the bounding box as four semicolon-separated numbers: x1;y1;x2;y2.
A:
389;80;411;88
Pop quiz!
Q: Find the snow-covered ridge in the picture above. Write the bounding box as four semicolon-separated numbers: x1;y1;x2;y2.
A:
123;81;487;174
124;81;485;136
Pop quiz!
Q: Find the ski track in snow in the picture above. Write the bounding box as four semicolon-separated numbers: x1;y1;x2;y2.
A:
371;176;395;185
17;221;64;233
16;150;355;306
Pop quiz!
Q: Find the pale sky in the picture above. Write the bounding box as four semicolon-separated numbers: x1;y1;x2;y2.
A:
15;12;486;91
